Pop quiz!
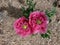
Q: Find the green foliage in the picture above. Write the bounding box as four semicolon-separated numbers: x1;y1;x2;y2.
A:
21;0;36;18
47;30;51;34
45;7;56;22
41;30;51;38
45;7;56;18
41;33;50;38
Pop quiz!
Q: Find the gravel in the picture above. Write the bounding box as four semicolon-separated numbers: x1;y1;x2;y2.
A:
0;0;60;45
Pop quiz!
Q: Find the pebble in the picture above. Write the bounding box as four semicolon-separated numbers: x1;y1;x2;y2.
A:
0;28;3;34
58;21;60;24
0;12;3;23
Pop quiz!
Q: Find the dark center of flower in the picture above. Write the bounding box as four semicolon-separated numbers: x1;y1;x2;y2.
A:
22;25;27;29
36;20;41;24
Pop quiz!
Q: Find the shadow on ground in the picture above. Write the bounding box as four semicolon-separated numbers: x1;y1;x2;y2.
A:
0;4;23;18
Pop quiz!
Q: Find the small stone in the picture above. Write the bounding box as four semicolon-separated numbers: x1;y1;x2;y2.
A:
0;28;3;34
0;19;3;23
57;19;60;22
56;19;60;24
0;12;3;22
57;0;60;7
58;21;60;24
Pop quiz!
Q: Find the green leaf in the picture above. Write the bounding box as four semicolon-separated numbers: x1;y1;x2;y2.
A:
26;0;33;5
45;7;56;22
41;30;51;38
47;30;51;34
21;6;25;13
21;0;36;18
45;7;56;18
41;33;50;38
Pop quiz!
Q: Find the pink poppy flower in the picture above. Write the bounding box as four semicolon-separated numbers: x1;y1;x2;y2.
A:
29;11;49;34
13;17;32;38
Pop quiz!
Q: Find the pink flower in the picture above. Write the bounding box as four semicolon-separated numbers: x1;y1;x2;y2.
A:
13;17;32;38
29;11;49;34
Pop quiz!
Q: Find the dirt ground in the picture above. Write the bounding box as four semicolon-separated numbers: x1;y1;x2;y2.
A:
0;0;60;45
